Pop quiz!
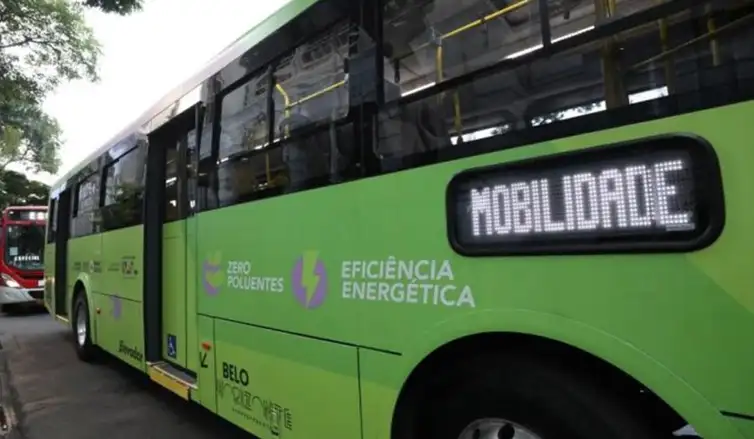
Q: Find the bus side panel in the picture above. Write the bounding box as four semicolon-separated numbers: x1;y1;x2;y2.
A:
195;314;216;411
359;348;403;439
162;220;187;367
185;215;199;373
729;418;754;439
66;234;102;315
214;319;361;439
92;291;146;371
101;226;144;304
97;226;145;368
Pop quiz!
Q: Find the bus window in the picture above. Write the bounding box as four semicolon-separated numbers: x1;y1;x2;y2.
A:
219;73;269;161
197;76;221;212
164;139;180;222
214;70;274;207
382;0;540;99
46;198;57;244
381;0;663;100
272;21;351;133
524;2;754;129
186;126;198;214
102;142;147;230
272;21;353;193
71;173;100;238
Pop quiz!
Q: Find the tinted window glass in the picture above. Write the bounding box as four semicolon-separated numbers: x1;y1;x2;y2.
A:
165;139;180;222
71;173;100;237
219;72;269;161
46;198;57;243
272;21;351;137
102;142;147;230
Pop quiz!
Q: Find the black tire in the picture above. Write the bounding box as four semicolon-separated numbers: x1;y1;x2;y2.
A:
395;352;666;439
71;292;97;362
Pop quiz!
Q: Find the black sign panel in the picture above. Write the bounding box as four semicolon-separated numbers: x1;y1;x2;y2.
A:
447;135;724;256
6;209;47;221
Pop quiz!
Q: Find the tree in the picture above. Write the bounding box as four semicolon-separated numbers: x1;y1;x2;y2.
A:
531;102;604;127
0;110;62;174
0;169;50;208
83;0;143;15
0;0;142;175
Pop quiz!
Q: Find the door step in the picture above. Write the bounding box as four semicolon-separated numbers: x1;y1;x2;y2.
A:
147;361;197;400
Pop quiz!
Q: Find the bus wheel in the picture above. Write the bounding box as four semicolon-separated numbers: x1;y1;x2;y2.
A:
71;292;96;362
399;352;665;439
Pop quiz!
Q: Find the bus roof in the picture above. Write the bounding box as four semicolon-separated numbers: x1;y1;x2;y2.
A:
49;0;318;194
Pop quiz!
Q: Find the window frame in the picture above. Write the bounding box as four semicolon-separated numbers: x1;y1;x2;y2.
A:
70;172;102;238
46;197;58;244
370;0;754;175
197;13;363;212
100;143;148;231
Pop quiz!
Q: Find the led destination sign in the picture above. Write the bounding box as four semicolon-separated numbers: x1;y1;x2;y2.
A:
447;136;723;255
6;210;47;221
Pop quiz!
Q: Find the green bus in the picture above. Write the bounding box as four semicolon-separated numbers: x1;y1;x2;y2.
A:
44;0;754;438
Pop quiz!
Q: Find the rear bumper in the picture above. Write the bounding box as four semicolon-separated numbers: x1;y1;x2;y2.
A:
0;286;43;305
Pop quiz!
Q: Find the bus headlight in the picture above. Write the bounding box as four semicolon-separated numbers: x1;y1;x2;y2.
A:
1;273;21;289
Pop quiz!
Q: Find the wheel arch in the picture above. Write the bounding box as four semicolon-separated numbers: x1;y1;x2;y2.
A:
71;273;96;345
389;310;741;439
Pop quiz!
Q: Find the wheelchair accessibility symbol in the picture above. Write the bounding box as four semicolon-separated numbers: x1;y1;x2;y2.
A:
167;334;177;359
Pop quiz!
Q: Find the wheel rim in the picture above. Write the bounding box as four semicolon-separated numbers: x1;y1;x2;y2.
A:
75;301;87;347
458;418;542;439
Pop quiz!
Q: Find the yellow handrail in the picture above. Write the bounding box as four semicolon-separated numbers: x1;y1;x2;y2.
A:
444;0;531;40
267;77;347;183
430;0;532;141
402;0;531;57
289;80;346;108
275;83;292;138
706;4;720;66
631;12;753;72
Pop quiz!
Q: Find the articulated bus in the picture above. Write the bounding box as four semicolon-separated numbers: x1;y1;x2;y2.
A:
0;206;47;312
44;0;754;438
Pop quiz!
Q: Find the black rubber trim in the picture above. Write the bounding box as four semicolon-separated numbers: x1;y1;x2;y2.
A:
721;410;754;422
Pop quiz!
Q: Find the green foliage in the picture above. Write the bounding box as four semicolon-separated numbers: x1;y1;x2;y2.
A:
0;169;50;208
0;0;101;96
531;102;605;126
0;107;62;174
0;0;141;175
82;0;143;15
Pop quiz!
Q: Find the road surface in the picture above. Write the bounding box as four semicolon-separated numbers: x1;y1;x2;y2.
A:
0;310;250;439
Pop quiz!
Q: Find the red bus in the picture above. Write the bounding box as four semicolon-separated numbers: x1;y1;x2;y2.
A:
0;206;47;312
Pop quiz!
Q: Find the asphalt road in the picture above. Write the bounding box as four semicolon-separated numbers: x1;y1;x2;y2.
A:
0;309;250;439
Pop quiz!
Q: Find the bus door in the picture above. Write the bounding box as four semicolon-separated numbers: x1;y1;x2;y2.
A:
144;106;197;371
54;189;72;318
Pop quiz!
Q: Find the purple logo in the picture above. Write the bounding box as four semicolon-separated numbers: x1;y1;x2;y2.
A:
202;252;223;296
291;251;327;309
111;295;122;320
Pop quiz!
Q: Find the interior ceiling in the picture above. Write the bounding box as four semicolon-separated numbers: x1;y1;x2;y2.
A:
383;0;596;83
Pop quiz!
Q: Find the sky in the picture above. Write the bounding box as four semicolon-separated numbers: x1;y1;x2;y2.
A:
31;0;290;185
